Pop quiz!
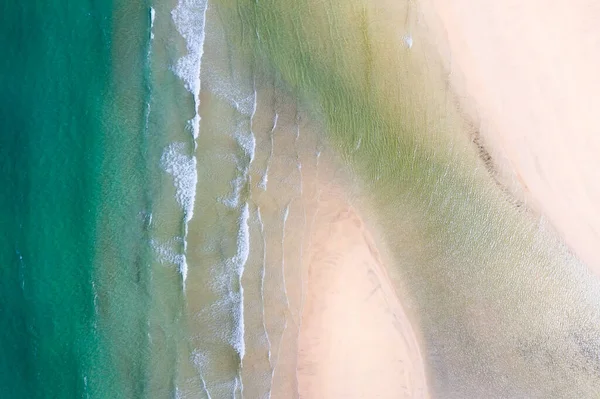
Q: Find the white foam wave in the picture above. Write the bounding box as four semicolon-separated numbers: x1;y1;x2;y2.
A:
228;91;257;361
259;113;277;190
237;126;256;164
281;204;292;312
404;34;413;49
160;143;196;285
227;203;250;360
144;7;154;134
150;7;155;40
192;350;214;399
161;143;197;223
169;0;207;289
216;108;256;365
222;174;244;208
91;281;98;330
271;113;279;132
150;237;188;283
180;258;188;286
150;238;185;264
257;207;274;365
207;75;255;116
258;170;269;191
234;375;244;398
187;113;201;143
171;0;208;113
223;112;257;207
242;86;258;163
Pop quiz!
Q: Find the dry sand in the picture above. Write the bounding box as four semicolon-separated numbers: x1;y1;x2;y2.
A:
418;0;600;276
296;185;429;399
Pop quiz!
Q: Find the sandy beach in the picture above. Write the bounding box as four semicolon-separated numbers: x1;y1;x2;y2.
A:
419;0;600;276
297;185;429;399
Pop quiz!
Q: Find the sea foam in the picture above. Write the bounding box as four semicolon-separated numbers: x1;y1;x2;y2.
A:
150;7;155;39
160;143;197;284
212;88;257;370
172;0;209;141
161;142;197;223
259;112;277;190
232;202;250;360
219;120;255;360
169;0;208;287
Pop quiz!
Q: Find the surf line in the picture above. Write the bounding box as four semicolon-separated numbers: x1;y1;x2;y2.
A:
166;0;209;289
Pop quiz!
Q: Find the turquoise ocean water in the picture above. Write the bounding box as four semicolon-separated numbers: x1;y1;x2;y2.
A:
0;1;164;397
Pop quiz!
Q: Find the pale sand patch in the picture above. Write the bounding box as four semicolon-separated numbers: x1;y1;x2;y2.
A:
297;185;429;399
418;0;600;275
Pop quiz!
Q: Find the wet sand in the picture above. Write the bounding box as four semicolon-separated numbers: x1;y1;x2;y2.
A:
420;0;600;276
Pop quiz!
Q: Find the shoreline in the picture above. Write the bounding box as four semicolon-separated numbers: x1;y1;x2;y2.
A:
201;0;600;395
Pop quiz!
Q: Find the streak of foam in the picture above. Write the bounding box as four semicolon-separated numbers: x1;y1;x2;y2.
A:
294;122;303;195
293;120;306;398
228;105;256;360
192;350;214;399
150;7;155;40
257;207;274;368
150;238;186;265
165;0;207;290
206;74;255;116
144;7;155;138
259;113;278;190
237;124;256;164
91;281;98;330
246;81;258;164
83;376;89;399
225;88;258;393
270;318;288;392
222;174;245;209
204;204;250;397
229;203;250;361
281;204;292;316
223;103;257;208
257;209;274;399
161;143;197;223
160;143;197;284
171;0;208;141
209;92;257;394
234;375;243;399
404;33;413;49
